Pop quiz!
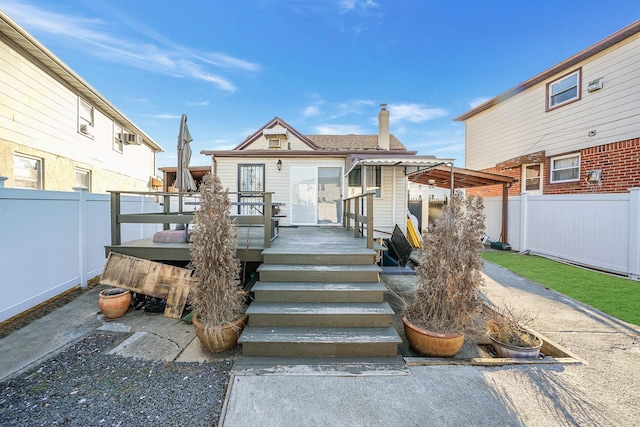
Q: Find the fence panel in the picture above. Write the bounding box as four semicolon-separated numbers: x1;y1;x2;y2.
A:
0;189;162;322
483;191;636;276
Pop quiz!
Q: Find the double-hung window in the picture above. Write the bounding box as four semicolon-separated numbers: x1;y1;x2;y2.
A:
348;165;382;198
78;98;94;137
113;124;124;153
547;69;581;110
550;153;580;183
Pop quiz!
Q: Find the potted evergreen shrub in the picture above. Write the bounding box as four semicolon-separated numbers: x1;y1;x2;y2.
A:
403;192;485;357
189;173;247;353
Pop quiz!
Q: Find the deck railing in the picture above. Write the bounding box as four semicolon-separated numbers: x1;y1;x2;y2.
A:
342;192;374;249
109;190;276;249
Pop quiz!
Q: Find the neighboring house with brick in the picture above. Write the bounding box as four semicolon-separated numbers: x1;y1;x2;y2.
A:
0;10;163;193
455;19;640;198
201;105;449;236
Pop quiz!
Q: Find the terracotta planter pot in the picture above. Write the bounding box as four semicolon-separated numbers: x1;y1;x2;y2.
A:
489;334;542;359
192;314;248;353
99;288;131;319
402;315;464;357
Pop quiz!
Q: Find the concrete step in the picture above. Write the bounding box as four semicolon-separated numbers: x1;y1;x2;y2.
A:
251;281;387;303
257;264;381;283
239;326;402;357
246;302;395;327
262;247;377;265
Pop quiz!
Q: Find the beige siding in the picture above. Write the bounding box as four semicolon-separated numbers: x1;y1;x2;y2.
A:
465;34;640;170
241;131;314;151
0;38;156;192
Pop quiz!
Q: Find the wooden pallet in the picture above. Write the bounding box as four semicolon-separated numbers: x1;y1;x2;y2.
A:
100;252;195;318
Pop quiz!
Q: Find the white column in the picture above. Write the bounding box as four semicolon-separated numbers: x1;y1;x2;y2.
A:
628;188;640;279
0;176;7;188
74;187;88;288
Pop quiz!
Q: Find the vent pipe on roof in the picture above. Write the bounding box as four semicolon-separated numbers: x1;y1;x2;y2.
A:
378;104;390;150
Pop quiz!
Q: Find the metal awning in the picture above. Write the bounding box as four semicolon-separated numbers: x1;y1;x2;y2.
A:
345;154;454;176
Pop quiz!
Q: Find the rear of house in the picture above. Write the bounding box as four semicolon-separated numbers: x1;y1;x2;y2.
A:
202;105;448;237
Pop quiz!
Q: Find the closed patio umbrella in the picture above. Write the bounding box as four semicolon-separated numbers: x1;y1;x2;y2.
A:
177;114;197;216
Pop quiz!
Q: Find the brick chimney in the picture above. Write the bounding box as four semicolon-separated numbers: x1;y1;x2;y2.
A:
378;103;390;150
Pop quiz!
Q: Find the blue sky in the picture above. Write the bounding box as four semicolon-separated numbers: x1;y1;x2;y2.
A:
3;0;639;170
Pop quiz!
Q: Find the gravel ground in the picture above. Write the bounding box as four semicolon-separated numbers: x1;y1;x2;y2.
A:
0;332;233;427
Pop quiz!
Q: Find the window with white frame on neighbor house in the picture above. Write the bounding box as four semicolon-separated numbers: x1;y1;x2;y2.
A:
78;98;94;137
547;69;581;110
113;124;124;153
550;153;580;183
74;168;91;191
522;164;543;193
14;154;42;189
348;165;381;198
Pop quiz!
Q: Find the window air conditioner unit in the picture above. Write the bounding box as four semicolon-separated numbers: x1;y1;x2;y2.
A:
80;124;93;137
268;138;282;148
124;133;142;145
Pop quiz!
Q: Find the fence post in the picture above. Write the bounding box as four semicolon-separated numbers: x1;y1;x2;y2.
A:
628;188;640;279
74;187;88;288
0;176;7;188
519;192;528;252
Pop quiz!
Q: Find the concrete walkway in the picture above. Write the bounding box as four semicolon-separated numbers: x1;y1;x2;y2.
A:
1;262;639;426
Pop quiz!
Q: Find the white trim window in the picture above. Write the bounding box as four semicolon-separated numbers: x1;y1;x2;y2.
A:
74;168;91;191
547;69;581;110
14;154;43;189
550;153;580;183
522;163;543;194
78;98;94;138
348;165;382;198
113;123;124;153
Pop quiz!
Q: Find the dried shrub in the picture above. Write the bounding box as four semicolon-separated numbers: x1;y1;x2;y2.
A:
487;305;541;348
189;173;245;346
405;192;486;334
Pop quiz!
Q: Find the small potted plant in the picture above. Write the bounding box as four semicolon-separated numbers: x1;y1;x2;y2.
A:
98;287;131;319
486;306;543;359
403;192;485;357
189;173;247;353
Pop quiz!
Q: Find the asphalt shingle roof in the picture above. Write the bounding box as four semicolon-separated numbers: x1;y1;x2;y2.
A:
306;134;406;151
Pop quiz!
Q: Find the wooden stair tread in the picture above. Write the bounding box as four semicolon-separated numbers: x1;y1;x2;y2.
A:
257;264;381;272
239;326;402;344
246;302;395;315
252;282;387;292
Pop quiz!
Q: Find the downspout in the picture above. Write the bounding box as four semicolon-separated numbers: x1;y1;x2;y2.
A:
392;166;396;229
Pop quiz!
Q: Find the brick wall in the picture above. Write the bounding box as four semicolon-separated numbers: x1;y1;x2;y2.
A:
467;137;640;196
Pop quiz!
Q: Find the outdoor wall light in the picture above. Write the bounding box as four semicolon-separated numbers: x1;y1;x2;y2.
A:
277;159;282;171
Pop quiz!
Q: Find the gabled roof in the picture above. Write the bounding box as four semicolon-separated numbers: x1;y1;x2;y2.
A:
234;117;319;150
307;134;406;151
230;116;408;153
454;19;640;122
0;10;162;152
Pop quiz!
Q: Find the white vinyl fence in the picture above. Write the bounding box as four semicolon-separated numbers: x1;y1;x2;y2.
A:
483;188;640;278
0;187;163;322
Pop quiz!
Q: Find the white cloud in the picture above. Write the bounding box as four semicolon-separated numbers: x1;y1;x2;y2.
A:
315;124;364;134
1;1;258;92
469;97;491;109
388;103;448;124
187;101;211;106
339;0;379;13
303;105;320;117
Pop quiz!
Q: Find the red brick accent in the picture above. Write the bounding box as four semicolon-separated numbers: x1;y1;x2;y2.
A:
545;138;640;194
468;137;640;196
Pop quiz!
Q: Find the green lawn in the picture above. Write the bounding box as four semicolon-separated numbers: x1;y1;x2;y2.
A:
481;251;640;326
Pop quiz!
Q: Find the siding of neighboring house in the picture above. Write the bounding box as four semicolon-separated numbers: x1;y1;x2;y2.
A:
0;13;161;193
463;28;640;197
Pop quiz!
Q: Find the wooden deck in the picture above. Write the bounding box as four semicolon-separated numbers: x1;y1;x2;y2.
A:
106;226;382;263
